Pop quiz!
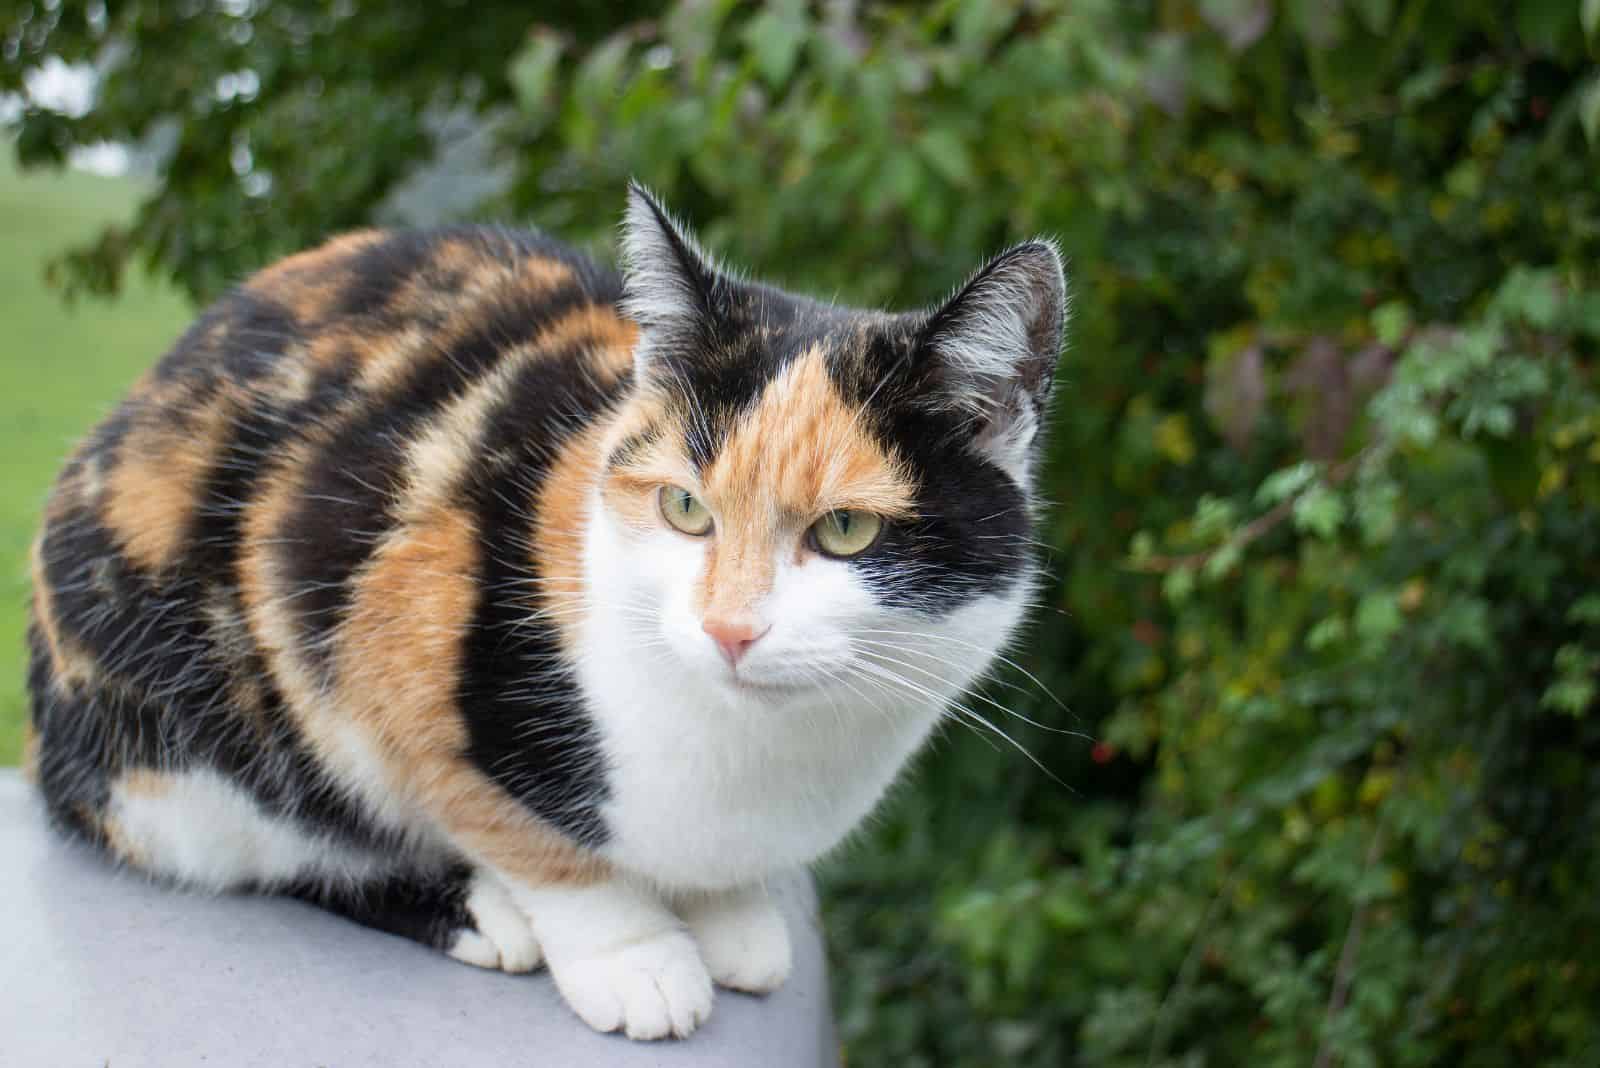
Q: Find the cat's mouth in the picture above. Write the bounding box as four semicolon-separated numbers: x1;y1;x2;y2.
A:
718;668;817;698
727;674;809;695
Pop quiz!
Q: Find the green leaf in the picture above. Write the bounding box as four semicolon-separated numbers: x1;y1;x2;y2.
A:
1307;615;1349;650
916;127;974;186
1371;300;1412;347
1258;462;1319;506
1293;484;1346;538
1543;644;1599;716
743;0;810;88
1569;595;1600;626
1355;591;1403;642
1398;67;1452;106
572;33;632;118
508;31;565;119
1493;266;1562;329
1586;0;1600;38
1163;566;1196;605
1578;73;1600;149
1353;0;1394;33
1203;541;1243;581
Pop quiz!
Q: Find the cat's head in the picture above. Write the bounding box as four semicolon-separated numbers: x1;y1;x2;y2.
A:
588;184;1066;706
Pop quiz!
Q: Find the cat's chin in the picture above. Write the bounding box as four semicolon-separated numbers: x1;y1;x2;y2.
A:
710;669;822;701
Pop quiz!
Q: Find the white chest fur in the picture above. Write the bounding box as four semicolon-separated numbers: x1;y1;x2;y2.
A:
577;635;941;890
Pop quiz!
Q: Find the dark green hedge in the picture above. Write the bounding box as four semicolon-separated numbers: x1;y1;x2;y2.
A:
9;2;1600;1063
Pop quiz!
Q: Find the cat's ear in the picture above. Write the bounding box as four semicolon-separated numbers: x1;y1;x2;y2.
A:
919;240;1067;474
619;182;725;379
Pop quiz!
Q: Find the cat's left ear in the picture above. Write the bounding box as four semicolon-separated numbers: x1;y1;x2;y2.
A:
919;240;1068;474
618;181;727;381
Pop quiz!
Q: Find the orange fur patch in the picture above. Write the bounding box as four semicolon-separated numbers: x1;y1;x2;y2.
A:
533;422;612;655
102;399;237;573
705;348;915;522
535;303;639;383
251;229;385;322
336;505;605;886
337;507;479;759
239;440;331;721
613;347;915;622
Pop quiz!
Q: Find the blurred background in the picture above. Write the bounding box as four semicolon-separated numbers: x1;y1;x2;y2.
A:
3;2;1598;1064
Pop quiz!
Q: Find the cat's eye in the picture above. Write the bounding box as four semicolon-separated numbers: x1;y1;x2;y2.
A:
808;510;883;558
658;486;713;536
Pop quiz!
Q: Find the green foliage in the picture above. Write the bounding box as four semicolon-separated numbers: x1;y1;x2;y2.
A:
8;1;1600;1063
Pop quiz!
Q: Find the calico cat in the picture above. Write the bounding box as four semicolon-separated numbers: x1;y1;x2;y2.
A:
25;184;1065;1040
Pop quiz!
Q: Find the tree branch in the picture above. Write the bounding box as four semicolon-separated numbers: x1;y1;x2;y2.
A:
1127;449;1372;575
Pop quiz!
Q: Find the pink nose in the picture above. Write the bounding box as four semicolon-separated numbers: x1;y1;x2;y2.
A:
702;619;769;667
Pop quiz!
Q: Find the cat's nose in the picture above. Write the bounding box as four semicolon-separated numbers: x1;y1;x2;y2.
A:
702;618;770;667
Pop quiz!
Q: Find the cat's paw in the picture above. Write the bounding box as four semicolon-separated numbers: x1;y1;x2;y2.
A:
548;928;714;1040
681;885;792;994
448;870;543;973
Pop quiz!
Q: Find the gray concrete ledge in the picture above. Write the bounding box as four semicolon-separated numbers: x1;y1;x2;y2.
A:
0;771;839;1067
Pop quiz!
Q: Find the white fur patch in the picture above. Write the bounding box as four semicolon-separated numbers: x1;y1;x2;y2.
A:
677;883;792;994
510;877;713;1040
106;767;391;892
450;869;542;972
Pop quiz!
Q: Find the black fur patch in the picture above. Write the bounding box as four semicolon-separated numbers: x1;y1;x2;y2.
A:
280;861;476;953
454;350;620;848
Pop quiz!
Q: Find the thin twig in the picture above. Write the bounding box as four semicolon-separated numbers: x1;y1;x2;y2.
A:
1311;826;1387;1068
1127;449;1371;575
1145;865;1237;1067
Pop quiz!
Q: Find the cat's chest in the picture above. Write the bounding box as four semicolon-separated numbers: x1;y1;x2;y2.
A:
571;637;940;892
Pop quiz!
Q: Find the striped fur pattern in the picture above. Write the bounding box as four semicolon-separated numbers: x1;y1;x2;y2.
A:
26;185;1066;1039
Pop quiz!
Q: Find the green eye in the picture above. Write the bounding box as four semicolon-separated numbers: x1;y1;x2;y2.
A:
809;510;883;558
658;486;713;536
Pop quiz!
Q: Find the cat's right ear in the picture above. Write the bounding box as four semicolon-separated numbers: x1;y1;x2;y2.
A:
619;182;725;380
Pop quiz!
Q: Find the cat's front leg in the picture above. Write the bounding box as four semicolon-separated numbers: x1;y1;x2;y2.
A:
511;878;714;1040
677;882;793;994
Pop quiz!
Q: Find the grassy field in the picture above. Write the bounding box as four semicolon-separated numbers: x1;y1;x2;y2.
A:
0;152;190;764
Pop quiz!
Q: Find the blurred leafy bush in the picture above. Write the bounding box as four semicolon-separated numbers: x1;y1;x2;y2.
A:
9;1;1600;1063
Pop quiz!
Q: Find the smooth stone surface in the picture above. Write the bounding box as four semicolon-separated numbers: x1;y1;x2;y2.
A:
0;771;839;1067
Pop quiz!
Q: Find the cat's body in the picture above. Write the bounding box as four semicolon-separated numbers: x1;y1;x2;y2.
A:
26;187;1065;1039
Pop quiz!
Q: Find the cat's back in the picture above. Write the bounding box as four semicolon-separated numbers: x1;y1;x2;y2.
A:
27;225;637;840
132;224;630;479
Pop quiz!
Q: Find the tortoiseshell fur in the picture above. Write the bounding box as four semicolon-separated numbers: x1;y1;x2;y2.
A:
27;190;1065;1039
28;226;636;941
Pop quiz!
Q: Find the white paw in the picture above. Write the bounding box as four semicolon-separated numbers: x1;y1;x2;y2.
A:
548;928;714;1040
449;870;543;973
681;887;793;994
